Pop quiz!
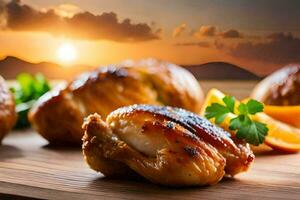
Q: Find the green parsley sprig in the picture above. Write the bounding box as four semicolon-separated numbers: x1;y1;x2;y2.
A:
205;96;268;145
10;73;51;128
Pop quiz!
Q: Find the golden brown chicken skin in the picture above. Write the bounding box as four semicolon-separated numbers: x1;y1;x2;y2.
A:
29;60;204;145
82;105;254;186
0;76;16;142
251;65;300;105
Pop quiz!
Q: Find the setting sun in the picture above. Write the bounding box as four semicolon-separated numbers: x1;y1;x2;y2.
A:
57;43;78;64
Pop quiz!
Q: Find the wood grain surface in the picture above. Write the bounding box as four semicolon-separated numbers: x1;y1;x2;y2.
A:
0;81;299;200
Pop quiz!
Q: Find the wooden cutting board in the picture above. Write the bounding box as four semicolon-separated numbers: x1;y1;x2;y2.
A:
1;130;299;200
0;81;299;199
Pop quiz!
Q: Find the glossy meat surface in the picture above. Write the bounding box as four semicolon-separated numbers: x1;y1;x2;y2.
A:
82;105;254;186
252;65;300;105
0;76;16;142
29;60;204;145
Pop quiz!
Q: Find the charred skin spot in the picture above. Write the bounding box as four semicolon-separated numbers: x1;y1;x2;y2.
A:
166;121;174;129
102;66;129;78
95;67;129;81
247;154;255;163
184;146;199;158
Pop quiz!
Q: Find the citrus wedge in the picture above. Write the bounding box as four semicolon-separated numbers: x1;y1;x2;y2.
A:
264;105;300;129
200;88;235;132
200;88;300;153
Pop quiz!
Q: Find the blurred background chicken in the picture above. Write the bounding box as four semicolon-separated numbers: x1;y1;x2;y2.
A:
0;76;16;142
29;60;204;145
251;65;300;105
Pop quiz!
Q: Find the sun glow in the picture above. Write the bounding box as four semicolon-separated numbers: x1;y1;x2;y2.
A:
56;42;78;64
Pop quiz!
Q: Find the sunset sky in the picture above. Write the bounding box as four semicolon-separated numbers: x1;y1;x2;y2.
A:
1;0;300;75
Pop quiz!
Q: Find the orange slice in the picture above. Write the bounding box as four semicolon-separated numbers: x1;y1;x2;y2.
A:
264;105;300;128
253;113;300;153
200;88;300;153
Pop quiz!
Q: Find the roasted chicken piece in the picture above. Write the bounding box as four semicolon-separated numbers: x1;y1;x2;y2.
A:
82;105;254;186
29;59;204;145
0;76;16;142
251;65;300;105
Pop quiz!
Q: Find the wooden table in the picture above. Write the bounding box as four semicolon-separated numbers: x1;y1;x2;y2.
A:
0;81;299;199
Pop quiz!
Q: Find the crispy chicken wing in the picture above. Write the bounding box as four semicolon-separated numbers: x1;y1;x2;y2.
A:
29;60;204;145
82;105;254;186
0;76;16;142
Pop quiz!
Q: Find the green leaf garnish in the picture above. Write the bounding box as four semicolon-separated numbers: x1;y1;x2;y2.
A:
205;95;268;145
205;103;230;124
10;73;51;128
246;99;264;114
223;95;235;113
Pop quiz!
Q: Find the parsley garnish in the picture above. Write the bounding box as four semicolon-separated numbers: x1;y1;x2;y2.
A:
10;73;51;128
205;96;268;145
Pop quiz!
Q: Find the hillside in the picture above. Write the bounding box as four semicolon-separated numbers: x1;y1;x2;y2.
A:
0;56;93;80
183;62;261;80
0;57;260;80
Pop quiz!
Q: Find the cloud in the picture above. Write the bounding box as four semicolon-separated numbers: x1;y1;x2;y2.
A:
0;0;159;42
219;29;242;38
172;23;187;38
194;25;216;38
53;4;82;18
0;0;6;28
174;41;210;48
219;32;300;64
193;25;243;39
154;27;163;35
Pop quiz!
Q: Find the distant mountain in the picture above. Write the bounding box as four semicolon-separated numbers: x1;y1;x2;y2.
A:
183;62;261;80
0;57;260;80
0;56;94;80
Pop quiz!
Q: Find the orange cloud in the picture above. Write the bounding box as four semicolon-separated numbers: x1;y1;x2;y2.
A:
194;25;216;38
174;41;210;48
155;28;163;36
53;4;82;18
0;0;6;28
172;23;187;38
1;0;159;42
219;29;242;38
193;25;243;39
